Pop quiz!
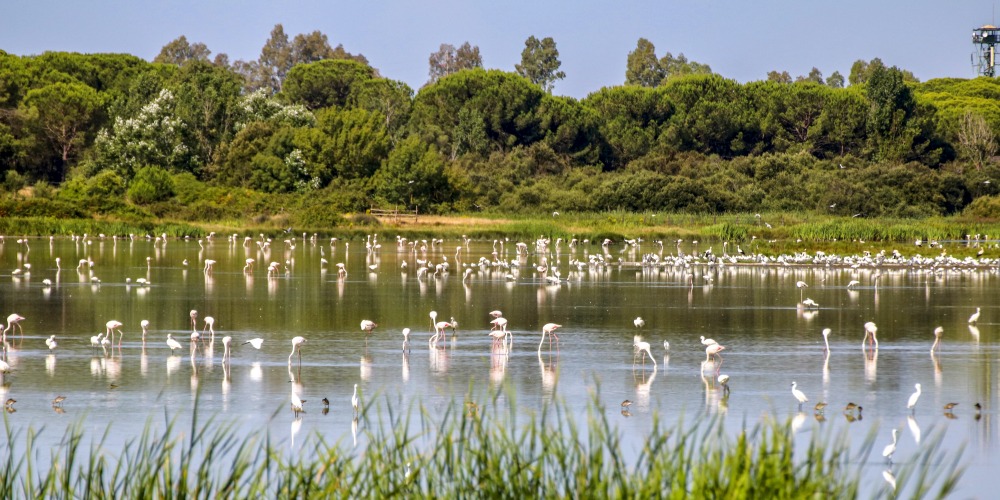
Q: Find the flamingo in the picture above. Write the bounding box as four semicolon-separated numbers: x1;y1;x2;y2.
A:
633;338;656;368
4;313;25;340
166;334;182;353
288;336;306;366
930;327;943;352
537;323;562;352
790;381;808;409
488;310;503;319
796;280;808;302
907;383;922;413
968;307;981;324
882;429;898;464
360;320;377;335
221;336;232;362
705;343;725;362
106;320;124;346
203;316;216;343
862;322;878;349
140;320;150;342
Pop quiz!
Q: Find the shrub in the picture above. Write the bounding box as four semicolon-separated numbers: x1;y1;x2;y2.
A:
127;166;175;204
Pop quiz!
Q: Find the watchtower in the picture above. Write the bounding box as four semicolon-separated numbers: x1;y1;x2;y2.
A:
972;25;1000;76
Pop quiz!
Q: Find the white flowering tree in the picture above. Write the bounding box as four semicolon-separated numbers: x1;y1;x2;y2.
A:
91;89;192;180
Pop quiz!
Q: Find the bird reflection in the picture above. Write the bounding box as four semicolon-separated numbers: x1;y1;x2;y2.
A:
883;468;897;491
45;354;56;375
250;362;263;381
290;416;302;449
864;349;878;383
791;412;807;433
969;325;981;343
907;415;921;444
930;351;942;387
352;417;359;447
402;353;410;383
539;352;558;397
166;355;181;376
360;355;373;381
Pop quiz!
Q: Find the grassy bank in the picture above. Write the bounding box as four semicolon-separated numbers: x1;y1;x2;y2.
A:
3;211;1000;254
0;396;964;498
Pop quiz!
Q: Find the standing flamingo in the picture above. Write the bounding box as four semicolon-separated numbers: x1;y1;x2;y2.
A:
930;327;943;352
203;316;216;343
537;323;562;352
796;281;808;302
360;320;378;335
106;320;124;346
288;336;306;366
633;338;657;368
633;317;645;328
140;320;150;343
3;313;25;340
862;322;878;349
221;336;232;362
705;343;725;362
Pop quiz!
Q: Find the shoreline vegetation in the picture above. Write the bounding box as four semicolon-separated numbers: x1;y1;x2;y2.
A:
0;396;964;497
3;213;1000;258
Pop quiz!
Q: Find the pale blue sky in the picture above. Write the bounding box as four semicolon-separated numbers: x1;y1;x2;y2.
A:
1;1;996;97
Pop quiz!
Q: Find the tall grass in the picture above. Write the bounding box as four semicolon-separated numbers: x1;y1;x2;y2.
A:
0;395;964;498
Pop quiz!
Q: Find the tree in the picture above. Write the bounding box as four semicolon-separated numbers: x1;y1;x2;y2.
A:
20;81;102;180
282;59;376;110
825;71;845;88
957;110;997;169
850;58;918;86
372;135;451;210
428;42;482;83
625;38;663;87
659;52;711;81
154;36;211;66
515;36;565;93
257;24;292;93
766;71;792;84
795;67;824;84
90;88;191;179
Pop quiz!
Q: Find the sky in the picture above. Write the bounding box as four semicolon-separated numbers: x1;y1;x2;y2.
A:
2;1;998;98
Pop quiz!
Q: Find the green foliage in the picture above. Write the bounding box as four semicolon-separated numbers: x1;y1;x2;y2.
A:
128;166;175;204
427;42;482;83
20;80;103;179
282;59;376;110
316;106;391;179
515;36;566;93
372;135;451;212
2;170;26;193
57;169;126;213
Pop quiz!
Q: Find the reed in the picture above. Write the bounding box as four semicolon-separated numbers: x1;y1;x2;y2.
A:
0;395;964;498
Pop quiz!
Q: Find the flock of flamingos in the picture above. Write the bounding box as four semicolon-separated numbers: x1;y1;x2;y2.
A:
0;231;995;477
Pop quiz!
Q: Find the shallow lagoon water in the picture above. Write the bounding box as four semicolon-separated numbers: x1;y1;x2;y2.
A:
0;235;997;496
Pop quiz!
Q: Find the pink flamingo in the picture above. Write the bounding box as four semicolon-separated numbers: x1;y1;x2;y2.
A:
537;323;562;352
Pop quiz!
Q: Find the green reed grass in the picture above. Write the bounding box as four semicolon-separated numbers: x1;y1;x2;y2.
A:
0;393;965;498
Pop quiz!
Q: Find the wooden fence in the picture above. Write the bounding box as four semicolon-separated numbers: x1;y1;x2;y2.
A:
369;206;418;223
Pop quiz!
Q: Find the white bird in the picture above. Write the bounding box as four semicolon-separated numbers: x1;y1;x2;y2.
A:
862;322;878;349
166;334;182;352
718;374;730;393
907;383;922;413
821;328;831;351
700;335;718;346
291;392;305;415
882;429;898;463
360;320;378;334
244;338;264;350
633;338;656;368
401;328;411;351
140;319;150;341
45;335;57;350
633;317;645;328
968;307;981;324
662;340;670;352
791;381;808;409
796;280;808;301
930;326;943;352
221;336;232;362
288;336;306;365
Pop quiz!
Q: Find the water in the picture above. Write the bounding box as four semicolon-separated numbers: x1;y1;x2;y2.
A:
0;235;997;496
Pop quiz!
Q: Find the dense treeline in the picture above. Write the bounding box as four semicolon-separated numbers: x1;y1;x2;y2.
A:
3;25;1000;226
